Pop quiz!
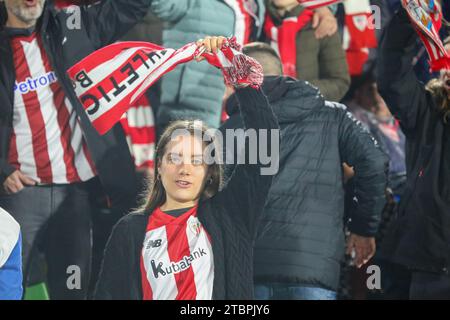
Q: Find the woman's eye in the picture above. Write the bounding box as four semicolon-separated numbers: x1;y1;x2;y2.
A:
192;158;203;165
168;154;182;164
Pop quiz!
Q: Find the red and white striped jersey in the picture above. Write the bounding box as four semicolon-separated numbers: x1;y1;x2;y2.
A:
225;0;259;45
120;94;155;170
140;206;214;300
8;32;96;184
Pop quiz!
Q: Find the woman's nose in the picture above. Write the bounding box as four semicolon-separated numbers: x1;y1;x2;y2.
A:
178;162;192;175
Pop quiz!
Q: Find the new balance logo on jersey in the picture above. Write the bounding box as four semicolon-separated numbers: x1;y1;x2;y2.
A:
150;247;208;278
146;239;162;249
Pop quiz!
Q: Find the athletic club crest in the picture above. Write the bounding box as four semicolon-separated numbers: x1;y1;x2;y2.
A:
188;217;202;237
353;15;369;32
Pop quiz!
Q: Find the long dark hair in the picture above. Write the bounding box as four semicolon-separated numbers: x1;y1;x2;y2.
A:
139;120;223;214
426;79;450;124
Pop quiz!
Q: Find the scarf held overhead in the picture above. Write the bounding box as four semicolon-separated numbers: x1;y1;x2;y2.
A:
67;38;263;135
402;0;450;71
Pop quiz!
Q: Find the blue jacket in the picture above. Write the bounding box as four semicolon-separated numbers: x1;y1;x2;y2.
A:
0;208;22;300
150;0;265;129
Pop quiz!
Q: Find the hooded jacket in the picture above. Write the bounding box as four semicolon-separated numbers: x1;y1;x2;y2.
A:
221;76;387;290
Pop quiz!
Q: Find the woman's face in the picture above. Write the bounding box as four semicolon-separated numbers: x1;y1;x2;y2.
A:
159;134;208;208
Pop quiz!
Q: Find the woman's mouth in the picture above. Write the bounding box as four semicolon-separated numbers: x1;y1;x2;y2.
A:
24;0;38;8
175;180;192;189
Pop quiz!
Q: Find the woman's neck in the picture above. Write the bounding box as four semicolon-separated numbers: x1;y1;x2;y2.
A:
160;199;198;212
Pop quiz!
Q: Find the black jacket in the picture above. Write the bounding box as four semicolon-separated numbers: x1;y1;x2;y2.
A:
0;1;151;212
377;9;450;275
94;87;279;300
222;76;388;291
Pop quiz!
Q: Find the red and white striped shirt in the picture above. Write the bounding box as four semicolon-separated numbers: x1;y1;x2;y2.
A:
140;206;214;300
8;32;96;184
225;0;259;46
120;95;155;170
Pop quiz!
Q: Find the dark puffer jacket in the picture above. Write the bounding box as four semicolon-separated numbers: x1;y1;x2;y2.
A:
221;76;388;291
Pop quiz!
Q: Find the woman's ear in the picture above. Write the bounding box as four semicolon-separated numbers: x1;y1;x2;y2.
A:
156;159;162;180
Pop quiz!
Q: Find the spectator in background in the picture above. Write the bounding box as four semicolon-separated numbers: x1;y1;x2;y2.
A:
0;207;22;300
377;8;450;299
340;0;378;77
264;0;350;102
0;0;147;299
380;0;448;85
149;0;266;133
343;73;408;300
151;0;340;133
122;9;163;45
221;43;387;300
346;74;406;196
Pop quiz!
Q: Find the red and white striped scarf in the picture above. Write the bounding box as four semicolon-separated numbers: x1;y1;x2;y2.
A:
402;0;450;71
67;38;263;135
264;9;314;78
278;0;376;76
342;0;378;76
224;0;259;46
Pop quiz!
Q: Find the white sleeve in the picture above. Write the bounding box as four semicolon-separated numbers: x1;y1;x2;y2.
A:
0;207;20;268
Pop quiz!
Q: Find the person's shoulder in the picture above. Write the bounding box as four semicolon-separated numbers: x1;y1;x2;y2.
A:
324;101;348;111
311;100;355;124
114;212;148;232
314;100;347;116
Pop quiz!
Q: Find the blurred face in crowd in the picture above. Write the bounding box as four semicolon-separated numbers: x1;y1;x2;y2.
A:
4;0;46;28
355;81;391;118
270;0;299;12
158;134;209;209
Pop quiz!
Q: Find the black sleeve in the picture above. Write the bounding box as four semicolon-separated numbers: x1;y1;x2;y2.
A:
0;160;15;187
339;110;388;237
214;87;279;238
82;0;152;46
377;8;429;136
94;218;132;300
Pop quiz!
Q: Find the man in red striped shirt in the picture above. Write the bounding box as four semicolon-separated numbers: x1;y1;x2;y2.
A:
0;0;151;299
9;31;97;186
